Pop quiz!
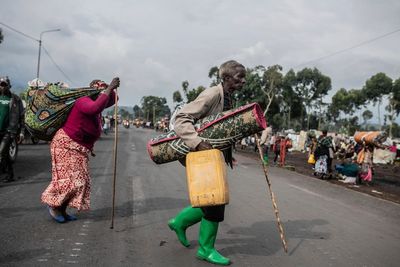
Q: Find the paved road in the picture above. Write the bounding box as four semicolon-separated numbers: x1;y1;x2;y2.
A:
1;127;400;267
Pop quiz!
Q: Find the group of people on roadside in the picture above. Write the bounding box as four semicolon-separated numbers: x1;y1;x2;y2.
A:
239;127;293;167
307;130;397;185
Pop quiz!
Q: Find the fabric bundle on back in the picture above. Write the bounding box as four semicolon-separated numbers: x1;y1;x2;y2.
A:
24;84;100;141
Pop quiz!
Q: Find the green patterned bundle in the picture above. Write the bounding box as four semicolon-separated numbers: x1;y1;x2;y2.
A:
147;103;266;164
24;84;100;141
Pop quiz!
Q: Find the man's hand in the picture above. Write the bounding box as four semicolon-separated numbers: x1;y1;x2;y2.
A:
196;141;213;151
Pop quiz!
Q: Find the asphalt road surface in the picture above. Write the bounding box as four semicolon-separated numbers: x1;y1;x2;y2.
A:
1;127;400;267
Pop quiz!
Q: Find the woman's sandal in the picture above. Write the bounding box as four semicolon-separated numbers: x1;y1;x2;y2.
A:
63;213;78;221
48;206;66;223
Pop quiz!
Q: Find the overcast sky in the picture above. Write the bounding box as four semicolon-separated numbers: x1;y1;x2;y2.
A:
1;0;399;122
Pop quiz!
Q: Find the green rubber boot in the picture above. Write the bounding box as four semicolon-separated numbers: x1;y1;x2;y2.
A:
168;206;204;247
263;154;269;165
197;218;230;265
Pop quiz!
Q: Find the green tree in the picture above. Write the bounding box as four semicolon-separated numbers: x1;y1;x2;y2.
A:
292;67;332;130
281;69;303;129
363;72;393;129
328;88;364;124
172;90;183;103
182;81;189;100
133;105;142;119
186;86;205;103
259;65;284;116
120;109;132;120
208;66;220;86
140;96;170;123
233;67;264;108
362;110;373;130
387;77;400;138
393;78;400;114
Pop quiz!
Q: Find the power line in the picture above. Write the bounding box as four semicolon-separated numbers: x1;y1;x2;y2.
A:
0;22;38;42
292;27;400;69
0;22;73;85
42;46;74;85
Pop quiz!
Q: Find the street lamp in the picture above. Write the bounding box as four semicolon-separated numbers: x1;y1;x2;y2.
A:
36;29;61;79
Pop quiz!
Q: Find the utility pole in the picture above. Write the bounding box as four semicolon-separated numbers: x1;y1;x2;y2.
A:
37;29;61;79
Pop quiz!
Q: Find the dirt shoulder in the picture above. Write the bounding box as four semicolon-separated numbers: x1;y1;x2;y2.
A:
236;147;400;204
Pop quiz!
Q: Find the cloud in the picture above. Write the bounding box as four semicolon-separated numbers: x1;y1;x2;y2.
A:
229;41;271;65
0;0;399;116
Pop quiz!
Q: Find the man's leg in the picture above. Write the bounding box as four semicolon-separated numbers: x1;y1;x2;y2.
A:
0;134;13;181
197;205;230;265
168;206;204;247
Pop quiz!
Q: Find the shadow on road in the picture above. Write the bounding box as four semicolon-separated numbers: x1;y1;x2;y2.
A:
221;219;330;256
0;248;47;265
0;205;45;219
80;197;188;221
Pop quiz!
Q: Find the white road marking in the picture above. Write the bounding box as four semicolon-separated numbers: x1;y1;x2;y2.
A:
288;184;328;199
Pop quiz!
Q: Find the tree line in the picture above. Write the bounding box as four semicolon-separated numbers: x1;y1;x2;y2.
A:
134;65;399;137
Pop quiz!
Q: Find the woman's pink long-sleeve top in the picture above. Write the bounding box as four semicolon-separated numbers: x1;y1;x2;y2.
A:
63;91;116;150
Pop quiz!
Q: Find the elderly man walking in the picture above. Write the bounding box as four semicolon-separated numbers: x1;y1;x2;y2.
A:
168;60;246;265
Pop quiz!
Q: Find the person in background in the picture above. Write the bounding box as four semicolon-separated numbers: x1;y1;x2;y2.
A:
103;116;111;135
389;141;397;154
169;60;246;265
315;130;335;177
279;135;292;166
0;77;24;182
273;134;281;164
259;126;272;164
359;143;374;185
41;78;120;223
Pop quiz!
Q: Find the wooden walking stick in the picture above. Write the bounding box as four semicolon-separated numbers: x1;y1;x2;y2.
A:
110;88;118;229
254;133;288;253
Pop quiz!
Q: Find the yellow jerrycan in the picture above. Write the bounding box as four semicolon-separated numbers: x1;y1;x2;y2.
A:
186;149;229;207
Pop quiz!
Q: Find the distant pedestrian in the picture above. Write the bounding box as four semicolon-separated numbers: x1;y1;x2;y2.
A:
41;78;120;223
314;130;335;178
259;126;272;164
279;136;291;166
103;116;111;135
273;134;281;164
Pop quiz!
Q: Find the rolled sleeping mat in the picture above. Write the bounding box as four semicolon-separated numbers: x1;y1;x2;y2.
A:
147;102;266;164
354;131;387;146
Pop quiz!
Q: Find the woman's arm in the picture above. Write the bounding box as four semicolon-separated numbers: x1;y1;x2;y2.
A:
77;77;120;115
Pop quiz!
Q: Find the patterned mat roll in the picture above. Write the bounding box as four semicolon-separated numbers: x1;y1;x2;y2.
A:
147;102;266;164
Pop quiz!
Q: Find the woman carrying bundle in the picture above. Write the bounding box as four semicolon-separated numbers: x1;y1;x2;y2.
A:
41;78;120;223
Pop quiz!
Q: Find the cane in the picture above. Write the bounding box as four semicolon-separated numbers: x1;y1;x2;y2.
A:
254;133;288;253
110;89;118;229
